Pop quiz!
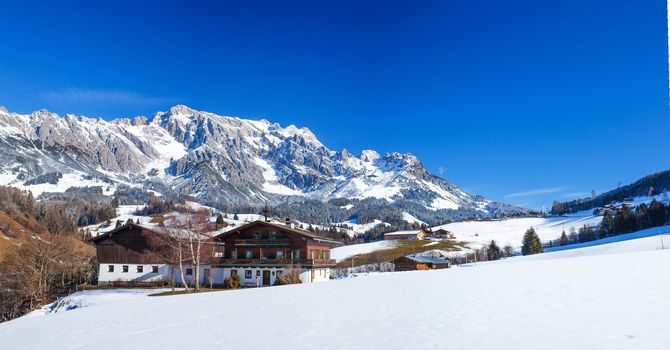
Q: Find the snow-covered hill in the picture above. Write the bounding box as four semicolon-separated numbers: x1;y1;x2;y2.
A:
0;105;528;221
2;231;669;349
433;210;603;249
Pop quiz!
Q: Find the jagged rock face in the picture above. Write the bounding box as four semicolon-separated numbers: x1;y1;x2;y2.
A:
0;105;522;215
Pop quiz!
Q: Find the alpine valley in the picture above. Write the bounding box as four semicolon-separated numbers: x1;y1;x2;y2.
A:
0;105;530;226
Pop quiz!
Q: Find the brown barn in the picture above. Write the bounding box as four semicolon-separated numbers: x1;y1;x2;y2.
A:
394;254;451;271
92;224;222;286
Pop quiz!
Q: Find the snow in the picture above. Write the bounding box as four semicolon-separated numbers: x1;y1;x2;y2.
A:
336;218;390;235
540;225;670;259
8;171;117;197
331;240;397;262
253;157;304;196
401;211;426;225
2;236;670;349
434;210;603;249
24;289;171;318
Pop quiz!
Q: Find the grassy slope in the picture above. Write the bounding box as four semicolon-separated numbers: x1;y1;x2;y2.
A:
336;240;465;268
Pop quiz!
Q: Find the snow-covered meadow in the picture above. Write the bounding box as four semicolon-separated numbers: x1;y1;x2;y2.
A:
433;210;603;249
2;227;669;349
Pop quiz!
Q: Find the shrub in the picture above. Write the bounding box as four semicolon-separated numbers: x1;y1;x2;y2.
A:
223;274;241;289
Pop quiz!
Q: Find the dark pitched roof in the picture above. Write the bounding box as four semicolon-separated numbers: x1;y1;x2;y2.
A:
90;223;160;243
217;220;343;245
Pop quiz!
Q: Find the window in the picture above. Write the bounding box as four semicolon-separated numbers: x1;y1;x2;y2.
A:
107;265;114;272
245;270;252;279
151;266;159;273
122;265;129;273
186;268;193;276
136;266;143;273
231;270;238;276
311;251;316;260
321;251;325;260
214;252;223;258
262;248;268;259
269;231;276;240
245;250;253;259
276;250;284;259
256;270;260;277
295;249;300;259
252;231;261;239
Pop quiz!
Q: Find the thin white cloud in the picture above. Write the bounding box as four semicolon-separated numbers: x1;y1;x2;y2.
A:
437;166;445;176
41;87;170;106
505;187;565;198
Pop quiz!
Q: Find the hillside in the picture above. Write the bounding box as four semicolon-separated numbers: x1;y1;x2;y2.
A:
1;233;669;349
551;169;670;214
0;105;530;225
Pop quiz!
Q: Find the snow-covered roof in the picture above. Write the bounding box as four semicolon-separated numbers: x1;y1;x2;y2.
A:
402;254;450;264
384;230;423;236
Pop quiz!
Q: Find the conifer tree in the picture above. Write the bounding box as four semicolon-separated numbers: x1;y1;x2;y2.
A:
559;230;569;246
521;227;543;256
216;214;225;226
486;240;502;261
126;218;135;225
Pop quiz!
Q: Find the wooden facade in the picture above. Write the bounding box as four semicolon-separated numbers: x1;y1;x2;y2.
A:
212;221;342;269
92;224;173;264
92;224;224;265
394;255;451;271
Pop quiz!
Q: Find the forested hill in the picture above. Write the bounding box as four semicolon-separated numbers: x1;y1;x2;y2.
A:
551;169;670;215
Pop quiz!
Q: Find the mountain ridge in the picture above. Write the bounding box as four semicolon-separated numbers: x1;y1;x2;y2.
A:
0;105;531;224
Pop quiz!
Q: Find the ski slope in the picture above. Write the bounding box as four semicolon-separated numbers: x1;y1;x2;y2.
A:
2;233;669;349
434;211;602;248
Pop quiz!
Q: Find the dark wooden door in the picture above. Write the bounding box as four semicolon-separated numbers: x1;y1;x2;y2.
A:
262;270;271;286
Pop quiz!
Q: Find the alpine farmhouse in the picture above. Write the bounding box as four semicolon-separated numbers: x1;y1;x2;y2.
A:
93;221;342;287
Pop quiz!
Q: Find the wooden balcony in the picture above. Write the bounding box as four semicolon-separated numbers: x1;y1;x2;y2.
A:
233;239;291;247
211;258;337;268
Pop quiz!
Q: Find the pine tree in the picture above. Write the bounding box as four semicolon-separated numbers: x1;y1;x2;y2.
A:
233;213;239;221
559;230;569;246
111;195;120;208
216;214;225;226
521;227;543;256
126;218;135;225
115;220;122;228
486;240;502;261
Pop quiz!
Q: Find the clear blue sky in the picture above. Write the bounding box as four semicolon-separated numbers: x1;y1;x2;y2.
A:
0;0;668;210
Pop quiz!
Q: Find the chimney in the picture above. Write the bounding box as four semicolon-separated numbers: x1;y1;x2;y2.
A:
285;217;291;227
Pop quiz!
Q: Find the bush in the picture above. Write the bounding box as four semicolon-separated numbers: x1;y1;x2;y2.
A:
223;274;241;289
273;265;303;285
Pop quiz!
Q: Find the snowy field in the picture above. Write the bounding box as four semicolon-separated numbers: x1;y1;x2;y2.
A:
433;211;603;249
2;232;669;349
330;240;397;262
24;289;170;318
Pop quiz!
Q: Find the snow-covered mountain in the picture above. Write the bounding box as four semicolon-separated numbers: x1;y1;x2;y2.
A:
0;105;525;217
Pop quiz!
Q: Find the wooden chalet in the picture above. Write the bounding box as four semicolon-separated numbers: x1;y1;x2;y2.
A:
394;254;451;271
430;228;454;239
212;220;343;286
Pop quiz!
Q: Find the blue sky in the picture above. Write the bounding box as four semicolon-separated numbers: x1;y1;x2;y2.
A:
0;0;668;210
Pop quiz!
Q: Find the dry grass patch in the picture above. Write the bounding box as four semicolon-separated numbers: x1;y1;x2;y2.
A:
336;240;467;268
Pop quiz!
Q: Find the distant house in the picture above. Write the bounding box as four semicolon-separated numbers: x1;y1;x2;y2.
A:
394;255;451;271
384;230;425;240
92;221;343;287
430;229;454;239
